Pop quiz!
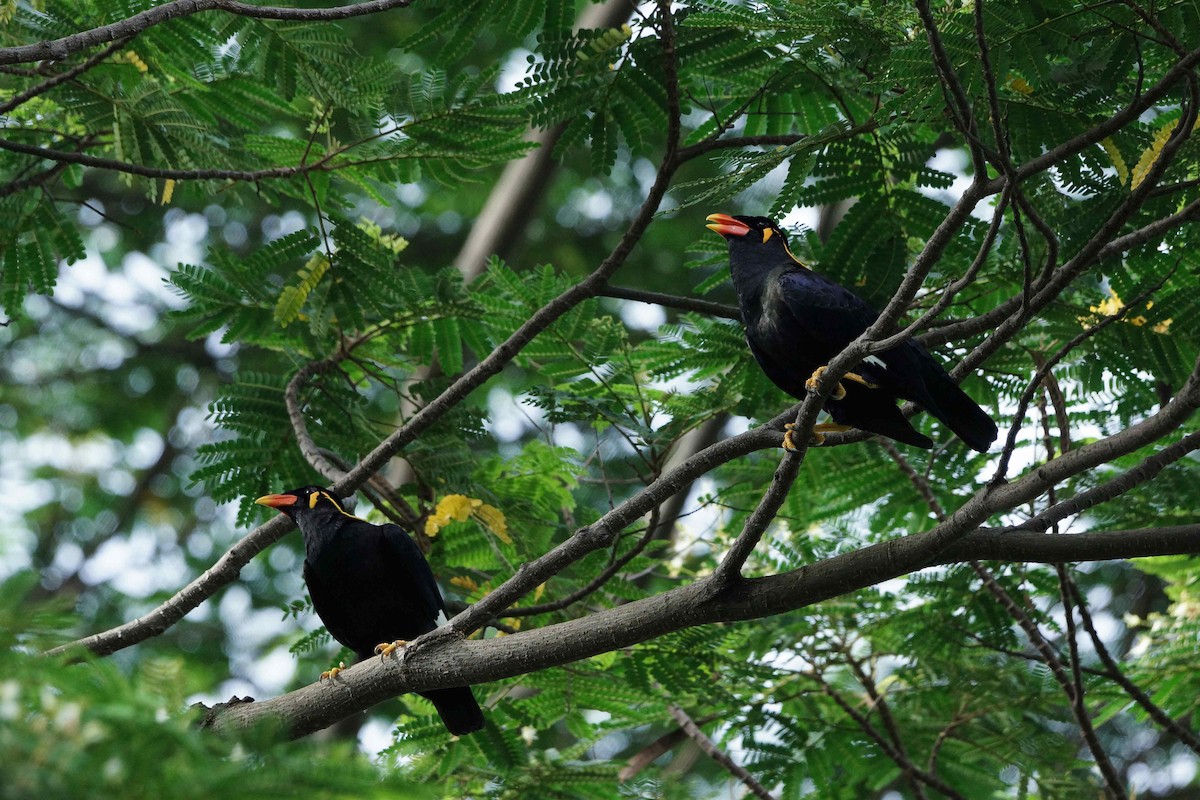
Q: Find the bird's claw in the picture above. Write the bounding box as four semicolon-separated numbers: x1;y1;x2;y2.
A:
783;423;798;451
806;365;878;400
805;365;848;400
374;640;408;662
320;661;346;682
783;421;854;450
783;422;824;450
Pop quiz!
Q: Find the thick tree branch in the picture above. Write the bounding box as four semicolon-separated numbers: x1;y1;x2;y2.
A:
205;517;1200;736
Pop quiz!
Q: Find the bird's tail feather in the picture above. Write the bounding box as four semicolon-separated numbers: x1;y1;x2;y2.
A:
923;371;997;453
421;686;485;736
882;422;935;450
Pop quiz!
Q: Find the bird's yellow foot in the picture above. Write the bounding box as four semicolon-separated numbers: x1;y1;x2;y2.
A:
374;640;408;661
842;371;878;389
320;661;346;682
783;423;805;450
805;365;847;400
784;421;854;450
805;366;879;399
812;422;853;442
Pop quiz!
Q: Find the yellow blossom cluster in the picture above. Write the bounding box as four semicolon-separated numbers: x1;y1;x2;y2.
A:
1088;289;1171;334
424;493;511;544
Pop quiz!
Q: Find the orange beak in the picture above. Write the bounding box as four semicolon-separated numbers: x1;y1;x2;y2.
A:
255;493;299;509
705;213;751;238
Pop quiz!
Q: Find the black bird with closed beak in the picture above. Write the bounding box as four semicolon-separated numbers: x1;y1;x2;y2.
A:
256;486;485;736
706;213;997;452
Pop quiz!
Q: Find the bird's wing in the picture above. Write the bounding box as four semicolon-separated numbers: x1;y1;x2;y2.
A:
775;270;930;397
301;560;360;648
775;269;884;364
776;269;878;344
378;523;448;624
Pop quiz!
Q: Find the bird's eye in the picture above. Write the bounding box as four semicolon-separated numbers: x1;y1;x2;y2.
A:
762;228;774;243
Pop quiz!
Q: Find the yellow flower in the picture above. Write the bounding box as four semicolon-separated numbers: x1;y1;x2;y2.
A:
475;503;511;544
1007;74;1034;96
424;494;511;544
1086;289;1172;333
1089;291;1125;317
1131;115;1200;191
424;494;477;537
1099;138;1128;186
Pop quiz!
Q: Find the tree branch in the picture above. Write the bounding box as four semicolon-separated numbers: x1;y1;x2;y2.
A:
1009;431;1200;535
842;651;931;800
284;357;345;484
0;0;414;66
1066;579;1200;757
598;285;741;321
203;516;1200;736
504;508;661;618
0;38;131;115
992;275;1172;481
666;705;779;800
51;1;697;661
711;447;803;586
814;674;965;800
0;136;344;181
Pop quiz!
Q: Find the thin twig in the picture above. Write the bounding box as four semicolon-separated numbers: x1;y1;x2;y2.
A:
1067;580;1200;756
882;441;945;522
0;38;131;115
991;273;1173;482
598;284;740;321
505;507;661;617
842;650;931;800
284;358;347;484
970;563;1128;798
814;674;967;800
666;705;779;800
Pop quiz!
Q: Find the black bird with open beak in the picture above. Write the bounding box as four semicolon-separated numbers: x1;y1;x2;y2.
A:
706;212;997;452
256;486;484;736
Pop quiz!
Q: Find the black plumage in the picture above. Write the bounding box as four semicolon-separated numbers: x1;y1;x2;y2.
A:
706;213;997;452
256;486;484;735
